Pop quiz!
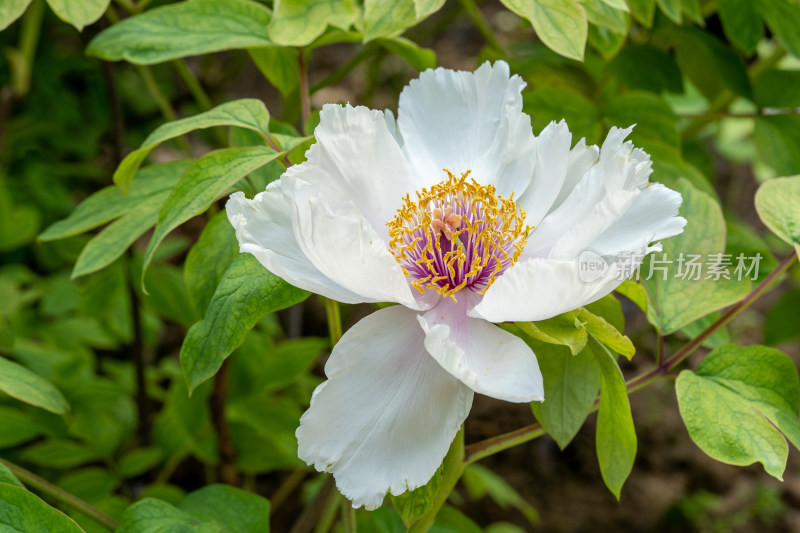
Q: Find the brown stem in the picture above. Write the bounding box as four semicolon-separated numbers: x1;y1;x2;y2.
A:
271;468;306;513
210;358;239;486
289;476;335;533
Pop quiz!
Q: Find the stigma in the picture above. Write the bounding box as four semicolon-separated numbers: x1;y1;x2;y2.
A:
386;170;531;300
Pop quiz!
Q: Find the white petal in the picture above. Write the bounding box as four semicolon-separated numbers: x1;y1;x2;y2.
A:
590;184;687;255
417;297;543;402
226;190;365;304
546;189;640;260
522;126;656;260
517;120;573;227
297;305;473;510
470;250;653;323
287;178;423;309
284;104;418;241
397;61;535;197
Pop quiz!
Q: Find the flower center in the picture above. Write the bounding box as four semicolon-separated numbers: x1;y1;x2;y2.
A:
387;170;531;300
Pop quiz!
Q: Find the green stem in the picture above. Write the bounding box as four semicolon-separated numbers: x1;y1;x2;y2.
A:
11;0;44;96
463;253;797;463
681;47;786;140
172;59;212;111
457;0;505;53
135;65;177;121
409;429;465;533
135;65;192;153
324;298;343;346
0;460;119;531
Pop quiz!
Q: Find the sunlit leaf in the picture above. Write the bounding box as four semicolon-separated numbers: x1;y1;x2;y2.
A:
0;0;32;31
45;0;109;31
86;0;273;64
500;0;588;61
755;175;800;249
676;345;800;479
267;0;359;46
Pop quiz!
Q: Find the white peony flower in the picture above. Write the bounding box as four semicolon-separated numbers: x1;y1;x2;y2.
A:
226;61;686;510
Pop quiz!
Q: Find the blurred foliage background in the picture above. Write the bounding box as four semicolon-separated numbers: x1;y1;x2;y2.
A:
1;0;800;531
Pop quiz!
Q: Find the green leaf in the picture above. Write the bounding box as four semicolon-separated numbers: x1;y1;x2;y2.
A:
45;0;109;31
529;340;601;449
656;0;681;23
267;0;359;46
178;485;270;532
20;440;102;469
0;357;69;415
363;0;417;41
141;146;281;286
461;464;539;525
523;86;601;144
584;294;625;333
39;161;188;241
591;340;636;499
72;205;160;279
578;308;635;359
598;0;628;11
681;0;702;24
249;47;300;96
516;311;587;355
581;0;627;34
0;0;32;31
718;0;763;54
111;99;271;192
628;0;655;26
755;0;800;58
755;70;800;108
0;179;40;252
603;91;679;150
501;0;588;61
0;483;85;532
86;0;273;64
184;211;239;315
674;28;752;101
414;0;446;18
587;24;626;60
0;462;23;488
676;345;800;479
181;254;309;394
392;466;442;528
431;506;483;533
755;116;800;176
643;179;751;334
118;498;218;533
0;406;41;448
118;448;165;479
755;176;800;247
377;36;437;71
608;44;683;94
